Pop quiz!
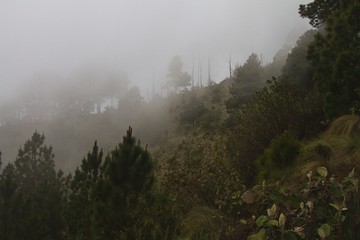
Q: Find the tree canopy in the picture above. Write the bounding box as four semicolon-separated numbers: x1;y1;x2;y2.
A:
167;56;192;92
0;132;65;240
300;0;360;118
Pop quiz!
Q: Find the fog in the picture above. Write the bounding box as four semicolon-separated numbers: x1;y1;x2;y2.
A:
0;0;311;102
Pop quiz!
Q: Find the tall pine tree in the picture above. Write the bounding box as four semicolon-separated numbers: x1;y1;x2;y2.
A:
66;141;104;240
96;127;154;239
300;0;360;118
67;127;154;239
0;131;65;240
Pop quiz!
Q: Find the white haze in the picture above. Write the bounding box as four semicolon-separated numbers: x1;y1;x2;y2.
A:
0;0;311;102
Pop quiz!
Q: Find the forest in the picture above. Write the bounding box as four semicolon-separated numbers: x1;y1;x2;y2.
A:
0;0;360;239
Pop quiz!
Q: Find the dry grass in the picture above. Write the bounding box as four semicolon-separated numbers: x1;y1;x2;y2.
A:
286;115;360;184
324;114;360;137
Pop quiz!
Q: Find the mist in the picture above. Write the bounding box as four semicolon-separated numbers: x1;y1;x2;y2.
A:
1;0;359;238
0;0;310;102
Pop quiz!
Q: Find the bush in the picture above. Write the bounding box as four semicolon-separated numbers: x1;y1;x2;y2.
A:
228;78;324;185
245;167;360;240
257;133;300;182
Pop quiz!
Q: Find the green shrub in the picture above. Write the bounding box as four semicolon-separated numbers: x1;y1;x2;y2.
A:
246;167;360;240
228;78;324;185
257;133;300;182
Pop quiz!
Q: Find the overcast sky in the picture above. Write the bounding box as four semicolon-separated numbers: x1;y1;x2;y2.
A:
0;0;311;101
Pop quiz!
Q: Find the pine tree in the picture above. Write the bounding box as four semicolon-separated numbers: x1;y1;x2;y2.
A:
300;0;360;118
66;141;104;240
0;163;17;240
281;29;316;89
95;126;154;239
2;131;65;240
228;53;263;107
226;53;264;126
167;56;192;93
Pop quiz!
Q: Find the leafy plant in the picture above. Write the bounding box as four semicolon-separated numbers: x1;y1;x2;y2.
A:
244;167;360;239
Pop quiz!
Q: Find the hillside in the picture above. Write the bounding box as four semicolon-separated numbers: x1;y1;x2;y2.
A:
0;0;359;239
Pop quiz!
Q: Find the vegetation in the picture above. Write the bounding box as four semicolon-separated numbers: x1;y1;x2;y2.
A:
227;78;324;185
0;132;65;240
245;166;360;240
166;56;192;93
0;0;359;239
300;0;360;118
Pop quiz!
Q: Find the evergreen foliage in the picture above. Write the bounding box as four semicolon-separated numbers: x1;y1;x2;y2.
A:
299;0;339;27
257;133;300;182
281;29;316;89
0;163;17;240
66;141;104;239
0;1;359;239
66;127;157;239
227;53;264;113
228;78;324;185
179;92;207;128
300;0;360;118
167;56;192;92
0;131;65;240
